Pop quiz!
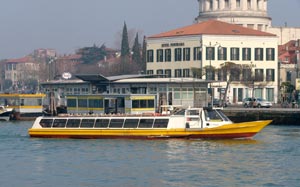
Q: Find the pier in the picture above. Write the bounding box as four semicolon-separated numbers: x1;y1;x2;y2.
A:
223;107;300;125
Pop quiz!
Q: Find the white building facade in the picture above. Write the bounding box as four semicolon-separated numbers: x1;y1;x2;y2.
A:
146;20;278;104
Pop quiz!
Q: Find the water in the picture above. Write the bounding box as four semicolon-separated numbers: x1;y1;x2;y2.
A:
0;121;299;187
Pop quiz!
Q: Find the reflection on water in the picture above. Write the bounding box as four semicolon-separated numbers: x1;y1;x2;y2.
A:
0;122;300;187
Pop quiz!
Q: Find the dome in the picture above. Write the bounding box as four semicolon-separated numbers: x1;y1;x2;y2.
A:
195;0;271;31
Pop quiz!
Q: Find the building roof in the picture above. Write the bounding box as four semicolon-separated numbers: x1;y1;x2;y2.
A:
5;56;33;63
75;74;160;83
114;77;211;84
148;20;276;39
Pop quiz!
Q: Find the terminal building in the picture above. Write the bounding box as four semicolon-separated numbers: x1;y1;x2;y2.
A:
41;75;211;115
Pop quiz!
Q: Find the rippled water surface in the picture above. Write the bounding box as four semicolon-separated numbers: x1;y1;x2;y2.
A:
0;121;299;187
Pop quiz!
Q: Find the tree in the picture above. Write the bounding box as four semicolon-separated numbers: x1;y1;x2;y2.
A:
132;33;141;65
220;62;243;106
121;22;130;57
77;44;107;64
141;35;147;73
3;79;12;91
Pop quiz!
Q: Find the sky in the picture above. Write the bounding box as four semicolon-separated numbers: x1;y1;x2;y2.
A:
0;0;299;59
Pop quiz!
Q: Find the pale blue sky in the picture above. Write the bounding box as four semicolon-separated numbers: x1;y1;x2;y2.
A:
0;0;299;59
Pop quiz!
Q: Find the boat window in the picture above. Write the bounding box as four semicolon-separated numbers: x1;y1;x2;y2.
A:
66;119;81;128
40;119;53;128
109;119;124;128
88;99;103;108
123;119;139;128
153;119;169;128
67;99;77;107
52;119;67;128
216;110;230;121
205;110;223;121
138;119;154;128
173;109;185;116
80;119;95;128
95;119;110;128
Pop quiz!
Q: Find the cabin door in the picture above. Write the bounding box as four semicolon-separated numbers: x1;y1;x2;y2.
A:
104;99;117;114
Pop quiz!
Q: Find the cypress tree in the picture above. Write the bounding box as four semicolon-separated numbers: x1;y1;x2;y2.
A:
132;33;141;64
120;22;130;74
121;22;130;57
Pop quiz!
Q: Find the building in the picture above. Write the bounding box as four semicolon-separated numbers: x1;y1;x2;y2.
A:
3;56;39;92
146;20;278;104
195;0;300;45
40;74;211;114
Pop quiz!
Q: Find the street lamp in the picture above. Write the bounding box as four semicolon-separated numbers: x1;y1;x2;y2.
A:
200;41;222;107
296;50;299;78
48;56;57;81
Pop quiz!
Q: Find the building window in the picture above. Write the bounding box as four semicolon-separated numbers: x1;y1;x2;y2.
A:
175;69;182;77
242;69;252;82
266;69;275;81
174;88;181;99
247;0;251;9
258;24;263;31
218;47;227;60
156;69;164;76
74;88;80;95
165;49;171;62
209;0;213;10
81;88;89;94
266;88;274;102
255;48;264;61
266;48;275;61
217;69;222;81
156;49;163;62
222;69;227;81
183;69;190;77
206;68;215;80
147;50;154;62
183;48;190;61
242;48;251;61
286;71;292;82
230;68;241;81
255;69;264;81
230;47;240;60
147;70;154;75
247;24;254;29
236;0;241;8
193;47;202;60
174;48;182;61
206;47;215;60
225;0;229;8
165;69;171;77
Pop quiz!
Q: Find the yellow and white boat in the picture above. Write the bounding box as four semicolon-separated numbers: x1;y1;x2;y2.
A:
28;107;272;139
0;93;46;120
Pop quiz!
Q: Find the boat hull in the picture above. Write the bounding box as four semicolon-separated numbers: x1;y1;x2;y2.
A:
0;111;12;121
28;120;271;139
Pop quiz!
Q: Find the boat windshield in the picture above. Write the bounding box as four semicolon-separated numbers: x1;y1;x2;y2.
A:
172;108;186;116
205;109;230;121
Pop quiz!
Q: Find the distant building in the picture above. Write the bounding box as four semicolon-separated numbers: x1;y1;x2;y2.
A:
3;56;39;91
278;40;300;86
33;48;57;59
